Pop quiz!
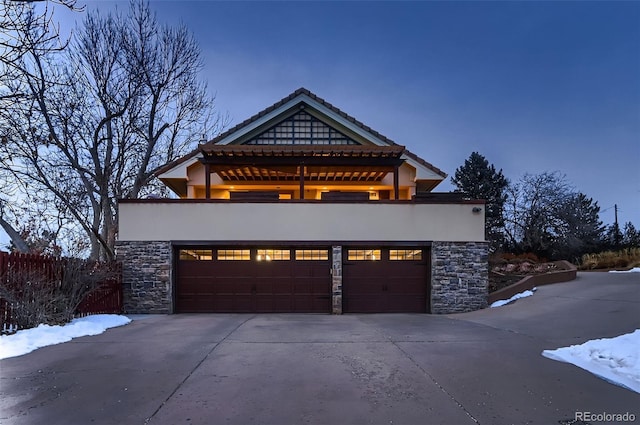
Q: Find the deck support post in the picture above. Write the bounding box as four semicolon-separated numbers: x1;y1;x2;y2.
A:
205;163;211;200
393;165;400;200
299;164;305;200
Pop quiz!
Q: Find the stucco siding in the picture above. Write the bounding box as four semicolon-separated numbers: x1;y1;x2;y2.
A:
118;201;485;242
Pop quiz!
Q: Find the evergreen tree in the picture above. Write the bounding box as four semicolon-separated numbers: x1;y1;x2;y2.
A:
623;222;640;248
451;152;509;252
605;223;624;249
552;192;605;261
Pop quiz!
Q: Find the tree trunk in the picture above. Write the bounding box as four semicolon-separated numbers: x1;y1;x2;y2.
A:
0;215;29;253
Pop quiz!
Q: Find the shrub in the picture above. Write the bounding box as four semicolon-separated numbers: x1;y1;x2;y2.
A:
0;259;117;331
579;248;640;270
0;268;58;330
498;252;544;263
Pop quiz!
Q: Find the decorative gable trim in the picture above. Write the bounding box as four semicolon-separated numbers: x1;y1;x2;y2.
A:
207;88;398;147
155;88;447;183
243;110;360;146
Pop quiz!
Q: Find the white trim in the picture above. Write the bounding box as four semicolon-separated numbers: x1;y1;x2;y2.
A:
216;94;393;147
157;92;444;184
157;156;201;180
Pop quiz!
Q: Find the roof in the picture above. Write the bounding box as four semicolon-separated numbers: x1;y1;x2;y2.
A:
154;88;447;179
199;144;406;159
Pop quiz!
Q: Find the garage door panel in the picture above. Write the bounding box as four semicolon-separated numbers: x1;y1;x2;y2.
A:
345;295;383;313
343;264;384;277
295;295;330;312
293;263;327;276
256;264;290;278
177;277;212;291
387;280;425;293
254;296;274;312
387;295;426;312
293;280;319;292
176;247;330;313
272;296;294;311
177;268;213;278
310;281;330;293
214;265;252;277
229;296;253;312
177;295;217;312
346;281;386;294
293;296;314;311
253;279;290;293
343;247;429;313
213;280;250;295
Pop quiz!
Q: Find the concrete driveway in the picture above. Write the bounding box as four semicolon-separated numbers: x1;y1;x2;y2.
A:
1;272;638;425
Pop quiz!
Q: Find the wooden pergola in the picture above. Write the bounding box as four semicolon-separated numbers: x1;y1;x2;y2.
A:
199;144;406;200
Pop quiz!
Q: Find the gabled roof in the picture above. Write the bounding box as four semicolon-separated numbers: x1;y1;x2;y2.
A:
208;88;397;147
155;88;447;180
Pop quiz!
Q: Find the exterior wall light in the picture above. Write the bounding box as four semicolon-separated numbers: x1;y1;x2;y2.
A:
472;207;482;213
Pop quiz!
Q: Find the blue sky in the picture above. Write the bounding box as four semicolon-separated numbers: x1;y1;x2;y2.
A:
48;1;640;228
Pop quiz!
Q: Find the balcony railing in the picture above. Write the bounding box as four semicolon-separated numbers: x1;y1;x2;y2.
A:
118;196;485;243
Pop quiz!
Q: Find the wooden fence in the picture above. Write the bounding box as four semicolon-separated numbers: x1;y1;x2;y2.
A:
0;251;123;334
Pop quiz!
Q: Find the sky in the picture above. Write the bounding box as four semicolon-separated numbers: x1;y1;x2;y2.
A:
2;1;639;248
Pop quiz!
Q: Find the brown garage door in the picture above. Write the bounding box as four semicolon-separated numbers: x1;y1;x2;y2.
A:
343;247;429;313
176;247;331;313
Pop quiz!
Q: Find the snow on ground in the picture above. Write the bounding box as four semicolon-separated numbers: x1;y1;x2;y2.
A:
543;330;640;393
609;267;640;273
0;315;131;360
490;288;537;308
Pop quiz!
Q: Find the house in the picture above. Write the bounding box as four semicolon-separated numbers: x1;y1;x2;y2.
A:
116;88;488;314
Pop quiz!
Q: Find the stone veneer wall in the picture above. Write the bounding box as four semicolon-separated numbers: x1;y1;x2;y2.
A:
431;241;488;314
115;241;172;314
331;246;343;314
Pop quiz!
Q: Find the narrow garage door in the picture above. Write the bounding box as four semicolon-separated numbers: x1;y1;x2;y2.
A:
176;247;331;313
343;247;429;313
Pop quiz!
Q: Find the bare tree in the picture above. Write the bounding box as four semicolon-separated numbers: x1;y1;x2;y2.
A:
1;0;80;100
1;0;80;252
0;0;224;259
504;171;604;261
504;172;573;257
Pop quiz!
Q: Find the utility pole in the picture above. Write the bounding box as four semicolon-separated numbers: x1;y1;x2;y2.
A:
614;204;621;247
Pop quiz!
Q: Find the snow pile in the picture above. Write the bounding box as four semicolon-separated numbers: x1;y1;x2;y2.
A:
490;288;536;308
542;329;640;393
0;314;131;360
609;268;640;273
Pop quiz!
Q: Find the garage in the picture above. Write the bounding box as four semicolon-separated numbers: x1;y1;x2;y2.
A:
175;247;331;313
342;247;429;313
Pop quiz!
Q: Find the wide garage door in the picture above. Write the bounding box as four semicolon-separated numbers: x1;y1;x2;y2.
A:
343;247;429;313
176;247;331;313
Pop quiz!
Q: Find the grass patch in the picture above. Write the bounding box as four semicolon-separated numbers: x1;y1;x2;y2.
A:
579;248;640;270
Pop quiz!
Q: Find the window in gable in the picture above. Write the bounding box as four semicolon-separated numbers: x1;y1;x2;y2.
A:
246;111;359;145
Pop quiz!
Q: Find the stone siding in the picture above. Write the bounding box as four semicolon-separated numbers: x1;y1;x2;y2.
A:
115;241;172;314
331;246;343;314
430;241;488;314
